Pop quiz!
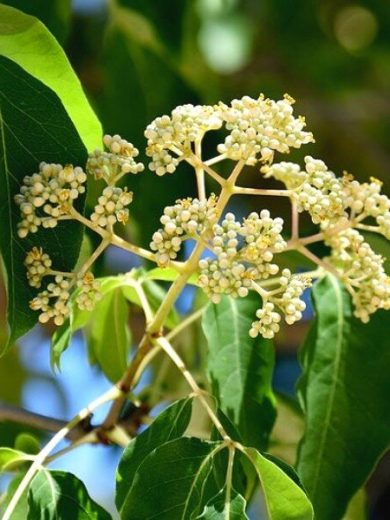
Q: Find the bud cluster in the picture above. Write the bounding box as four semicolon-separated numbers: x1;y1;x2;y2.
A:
87;134;144;184
325;229;390;322
249;270;311;339
217;94;314;165
30;275;72;326
90;186;133;228
264;156;345;225
16;94;390;338
15;163;87;238
150;196;218;266
145;105;223;175
198;211;286;304
75;272;102;311
24;247;52;288
344;177;390;239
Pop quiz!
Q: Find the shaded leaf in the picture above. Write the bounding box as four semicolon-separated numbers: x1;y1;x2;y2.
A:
27;470;111;519
297;275;390;520
0;56;87;348
14;433;40;455
203;293;276;450
117;436;223;519
1;0;72;43
116;398;193;512
0;475;28;519
198;487;248;519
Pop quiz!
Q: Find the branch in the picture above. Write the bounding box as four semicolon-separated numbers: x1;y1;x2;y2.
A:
0;402;144;443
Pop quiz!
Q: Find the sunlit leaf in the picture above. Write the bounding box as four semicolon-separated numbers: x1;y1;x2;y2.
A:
0;56;87;349
27;470;111;519
0;4;101;151
244;447;314;520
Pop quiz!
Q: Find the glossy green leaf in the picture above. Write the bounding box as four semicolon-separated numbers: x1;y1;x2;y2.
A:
244;447;314;520
117;436;223;520
0;4;101;151
0;56;87;349
27;470;111;519
297;275;390;520
116;398;193;512
0;447;31;472
198;487;248;519
203;293;276;450
1;1;72;43
87;287;130;382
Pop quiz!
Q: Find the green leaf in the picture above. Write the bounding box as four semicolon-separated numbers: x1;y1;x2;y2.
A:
51;276;133;367
244;447;314;520
86;287;130;382
51;272;179;367
1;1;72;43
27;470;111;519
0;447;31;472
198;487;248;519
116;397;193;512
145;266;199;286
202;293;276;450
0;4;101;151
117;436;223;519
0;56;87;349
343;490;367;520
14;433;40;455
142;279;180;329
1;475;28;519
297;274;390;520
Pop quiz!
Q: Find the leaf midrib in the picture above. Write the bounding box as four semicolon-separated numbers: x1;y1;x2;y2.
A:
310;275;345;502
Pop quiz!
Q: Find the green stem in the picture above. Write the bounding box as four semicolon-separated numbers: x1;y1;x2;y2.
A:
155;336;229;440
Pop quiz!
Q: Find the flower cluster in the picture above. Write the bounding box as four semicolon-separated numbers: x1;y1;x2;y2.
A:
90;186;133;228
325;229;390;322
15;163;87;238
150;196;218;265
16;94;390;337
217;94;314;164
30;275;72;326
24;247;52;288
87;134;144;184
198;211;286;304
249;270;311;339
145;96;313;175
264;156;345;225
343;177;390;239
75;272;102;311
145;105;223;175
